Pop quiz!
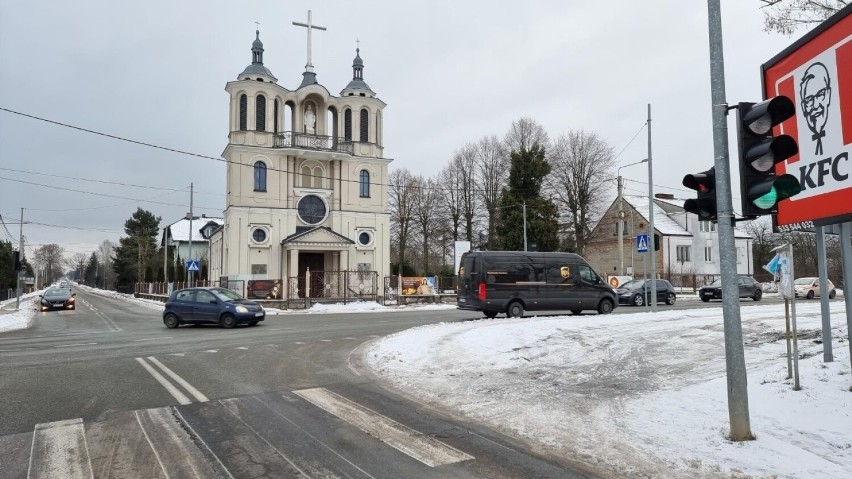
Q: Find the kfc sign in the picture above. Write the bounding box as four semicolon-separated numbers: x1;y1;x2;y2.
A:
763;5;852;230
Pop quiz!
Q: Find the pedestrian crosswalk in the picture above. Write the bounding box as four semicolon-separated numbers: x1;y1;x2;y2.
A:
19;388;477;479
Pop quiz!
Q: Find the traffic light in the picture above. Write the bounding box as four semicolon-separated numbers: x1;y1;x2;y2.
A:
13;250;21;271
735;97;801;217
683;167;718;221
654;233;660;251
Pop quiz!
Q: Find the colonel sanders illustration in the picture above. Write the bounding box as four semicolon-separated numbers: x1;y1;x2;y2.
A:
799;62;832;156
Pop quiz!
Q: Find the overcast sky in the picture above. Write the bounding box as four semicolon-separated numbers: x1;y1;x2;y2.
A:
0;0;802;259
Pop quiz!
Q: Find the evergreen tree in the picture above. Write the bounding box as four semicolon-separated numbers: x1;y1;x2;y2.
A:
84;252;99;285
496;144;559;252
112;208;161;290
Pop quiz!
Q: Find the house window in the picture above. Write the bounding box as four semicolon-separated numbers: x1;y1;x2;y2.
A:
239;94;247;131
252;228;267;244
359;170;370;197
700;221;716;232
344;109;352;141
676;245;690;263
360;108;369;142
253;161;267;192
704;246;713;262
613;220;628;236
256;95;266;131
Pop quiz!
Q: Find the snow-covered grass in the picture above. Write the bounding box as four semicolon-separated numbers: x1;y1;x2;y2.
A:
0;289;45;333
365;301;852;479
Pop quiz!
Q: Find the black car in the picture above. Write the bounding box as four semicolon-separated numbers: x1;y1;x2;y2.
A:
162;287;265;328
616;279;677;306
699;276;762;302
39;288;76;311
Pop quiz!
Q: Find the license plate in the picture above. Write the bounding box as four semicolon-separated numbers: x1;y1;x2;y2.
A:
703;292;712;296
459;298;466;303
254;312;264;317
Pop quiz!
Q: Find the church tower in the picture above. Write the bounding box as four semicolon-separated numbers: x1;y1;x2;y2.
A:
211;15;391;301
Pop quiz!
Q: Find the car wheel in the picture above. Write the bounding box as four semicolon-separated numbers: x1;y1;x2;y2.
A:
163;313;180;329
666;293;676;305
506;301;524;318
632;294;644;307
701;296;710;302
806;290;814;300
597;299;614;315
571;309;582;315
220;313;237;329
483;311;498;319
829;290;836;299
753;290;762;301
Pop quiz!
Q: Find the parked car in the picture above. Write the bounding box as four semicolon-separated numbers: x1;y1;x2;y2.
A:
794;277;836;299
700;276;762;302
39;288;76;311
616;279;677;306
163;287;265;328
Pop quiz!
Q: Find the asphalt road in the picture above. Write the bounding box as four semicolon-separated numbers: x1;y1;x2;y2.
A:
1;288;606;479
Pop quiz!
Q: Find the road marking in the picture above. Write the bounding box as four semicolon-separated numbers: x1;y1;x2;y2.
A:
27;418;94;479
293;342;306;345
54;342;98;348
202;349;218;353
132;337;172;342
235;346;248;350
169;353;186;357
135;358;191;405
146;356;209;403
136;408;229;479
320;339;332;342
344;337;357;340
293;388;474;467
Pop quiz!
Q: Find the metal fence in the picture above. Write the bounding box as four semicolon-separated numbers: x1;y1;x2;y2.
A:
287;270;378;302
134;279;246;297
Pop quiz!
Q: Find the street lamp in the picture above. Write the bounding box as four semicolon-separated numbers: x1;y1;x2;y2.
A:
617;159;648;276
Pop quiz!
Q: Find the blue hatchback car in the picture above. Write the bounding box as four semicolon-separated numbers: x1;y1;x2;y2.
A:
163;287;265;329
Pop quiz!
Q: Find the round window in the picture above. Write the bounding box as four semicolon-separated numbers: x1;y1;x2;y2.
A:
297;195;327;225
358;232;371;246
252;228;267;243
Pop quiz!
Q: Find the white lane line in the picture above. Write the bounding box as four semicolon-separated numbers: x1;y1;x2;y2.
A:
293;388;474;467
27;418;94;479
135;358;191;405
54;343;98;348
146;356;209;403
319;339;332;342
132;337;172;342
235;346;248;350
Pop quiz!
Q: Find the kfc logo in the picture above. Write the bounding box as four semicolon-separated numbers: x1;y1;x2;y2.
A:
799;62;832;156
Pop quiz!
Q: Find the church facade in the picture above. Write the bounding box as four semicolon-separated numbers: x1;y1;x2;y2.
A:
209;18;391;299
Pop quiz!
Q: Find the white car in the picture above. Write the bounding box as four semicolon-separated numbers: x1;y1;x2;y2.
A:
794;277;836;299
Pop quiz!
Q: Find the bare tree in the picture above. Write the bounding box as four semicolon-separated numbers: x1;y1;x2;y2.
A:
546;131;616;255
476;135;508;250
505;117;549;155
97;240;115;288
411;175;441;274
33;244;65;284
452;143;480;242
389;168;418;274
438;163;463;242
760;0;846;35
67;252;89;280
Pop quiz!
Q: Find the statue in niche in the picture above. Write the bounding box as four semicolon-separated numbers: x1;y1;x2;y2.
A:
304;104;316;134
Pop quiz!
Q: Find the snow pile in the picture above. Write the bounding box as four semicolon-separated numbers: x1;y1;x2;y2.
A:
365;302;852;478
75;284;165;311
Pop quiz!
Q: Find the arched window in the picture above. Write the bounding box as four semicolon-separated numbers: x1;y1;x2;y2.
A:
301;166;312;187
256;95;266;131
360;108;369;142
344;109;352;141
253;161;267;192
239;94;247;131
273;99;279;133
359;170;370;198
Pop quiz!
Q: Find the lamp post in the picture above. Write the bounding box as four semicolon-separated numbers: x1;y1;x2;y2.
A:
617;159;648;275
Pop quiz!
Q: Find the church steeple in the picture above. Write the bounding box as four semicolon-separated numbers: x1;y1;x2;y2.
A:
239;28;277;83
342;46;373;95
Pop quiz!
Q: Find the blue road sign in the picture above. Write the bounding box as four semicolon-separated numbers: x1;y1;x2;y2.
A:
636;234;649;253
186;260;200;272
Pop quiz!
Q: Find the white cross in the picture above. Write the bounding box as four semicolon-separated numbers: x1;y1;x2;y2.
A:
292;10;326;72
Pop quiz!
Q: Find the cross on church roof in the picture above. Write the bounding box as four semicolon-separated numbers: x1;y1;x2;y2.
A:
254;20;260;29
292;10;326;73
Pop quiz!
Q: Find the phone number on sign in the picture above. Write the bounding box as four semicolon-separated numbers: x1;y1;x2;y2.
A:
775;221;815;233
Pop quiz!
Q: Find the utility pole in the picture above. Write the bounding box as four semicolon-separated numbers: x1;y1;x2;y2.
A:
707;0;753;441
163;227;168;288
522;201;528;252
618;159;648;275
647;104;657;313
188;183;194;285
15;208;23;310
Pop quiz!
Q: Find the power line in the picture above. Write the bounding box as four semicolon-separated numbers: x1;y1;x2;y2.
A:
0;167;223;196
27;222;124;233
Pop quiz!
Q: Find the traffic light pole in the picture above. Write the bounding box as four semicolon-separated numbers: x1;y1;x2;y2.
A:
707;0;753;441
15;208;23;310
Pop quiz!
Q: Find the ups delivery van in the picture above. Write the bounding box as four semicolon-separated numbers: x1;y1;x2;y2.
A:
457;251;617;318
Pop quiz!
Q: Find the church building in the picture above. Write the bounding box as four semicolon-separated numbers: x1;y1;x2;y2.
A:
208;13;391;300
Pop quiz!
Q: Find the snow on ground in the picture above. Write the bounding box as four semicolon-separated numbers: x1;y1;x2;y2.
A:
0;289;45;333
364;301;852;479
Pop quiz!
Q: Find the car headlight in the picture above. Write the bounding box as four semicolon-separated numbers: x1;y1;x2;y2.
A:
235;306;249;313
68;298;75;303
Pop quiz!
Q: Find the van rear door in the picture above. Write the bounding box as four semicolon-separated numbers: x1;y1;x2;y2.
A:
458;254;480;304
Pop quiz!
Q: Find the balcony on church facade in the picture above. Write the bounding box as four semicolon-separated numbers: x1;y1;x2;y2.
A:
273;131;354;155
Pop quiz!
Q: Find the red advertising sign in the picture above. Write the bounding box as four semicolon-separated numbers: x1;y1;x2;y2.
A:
762;5;852;231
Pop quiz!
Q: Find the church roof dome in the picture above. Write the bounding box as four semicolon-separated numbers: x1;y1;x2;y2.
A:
239;30;277;82
342;47;373;93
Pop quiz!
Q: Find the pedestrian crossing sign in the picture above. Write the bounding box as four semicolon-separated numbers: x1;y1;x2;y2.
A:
186;260;200;272
636;234;649;253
